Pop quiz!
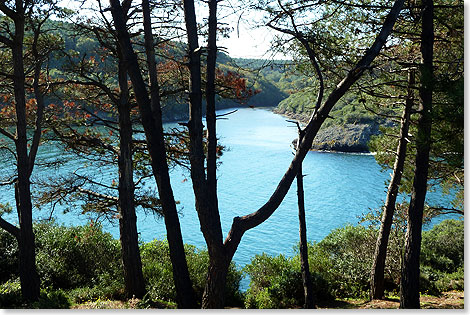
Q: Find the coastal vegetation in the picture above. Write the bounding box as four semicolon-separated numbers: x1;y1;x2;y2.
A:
0;219;463;308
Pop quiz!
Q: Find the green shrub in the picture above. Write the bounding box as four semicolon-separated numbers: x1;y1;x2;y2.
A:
244;225;379;308
313;225;378;298
421;219;464;273
0;278;23;308
419;219;464;295
243;253;333;309
34;221;123;290
67;281;125;305
433;266;464;292
0;229;18;283
244;253;303;309
418;265;464;296
33;289;71;309
140;239;243;307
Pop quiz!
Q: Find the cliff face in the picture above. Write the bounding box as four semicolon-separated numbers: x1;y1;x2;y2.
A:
274;108;382;153
311;123;380;153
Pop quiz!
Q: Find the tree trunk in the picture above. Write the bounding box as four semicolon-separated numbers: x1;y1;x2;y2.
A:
297;156;315;308
117;59;146;299
370;69;414;300
109;0;197;307
201;255;229;309
400;0;434;308
182;0;227;308
13;13;40;302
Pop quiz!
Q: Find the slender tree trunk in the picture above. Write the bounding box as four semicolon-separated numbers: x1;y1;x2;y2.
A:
296;131;315;309
370;69;414;300
12;12;40;302
400;0;434;308
117;60;146;299
200;0;229;308
182;0;229;307
109;0;197;307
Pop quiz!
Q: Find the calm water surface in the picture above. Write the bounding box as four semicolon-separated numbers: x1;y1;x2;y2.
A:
0;107;456;287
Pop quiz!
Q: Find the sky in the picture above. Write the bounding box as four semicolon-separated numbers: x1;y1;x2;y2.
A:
58;0;284;60
219;24;275;59
216;12;281;59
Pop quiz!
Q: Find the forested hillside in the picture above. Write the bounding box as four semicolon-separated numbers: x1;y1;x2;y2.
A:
32;20;295;121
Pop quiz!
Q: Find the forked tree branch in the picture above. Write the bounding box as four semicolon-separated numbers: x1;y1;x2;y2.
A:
224;0;405;259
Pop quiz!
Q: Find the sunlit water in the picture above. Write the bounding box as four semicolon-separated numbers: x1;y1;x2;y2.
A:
0;107;458;289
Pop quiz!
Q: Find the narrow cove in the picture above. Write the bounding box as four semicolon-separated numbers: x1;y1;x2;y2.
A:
0;107;456;285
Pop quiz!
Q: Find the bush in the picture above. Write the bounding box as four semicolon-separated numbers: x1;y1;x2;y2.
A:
419;219;464;295
312;225;378;298
243;253;333;309
34;221;123;290
0;279;71;309
33;289;71;309
0;229;18;283
244;253;303;309
244;226;378;308
421;219;464;273
67;281;125;305
140;239;243;307
0;278;23;308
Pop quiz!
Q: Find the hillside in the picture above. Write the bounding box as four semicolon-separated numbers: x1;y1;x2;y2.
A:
41;20;378;149
275;90;387;152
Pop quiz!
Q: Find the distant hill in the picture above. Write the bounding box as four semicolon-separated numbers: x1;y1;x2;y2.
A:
43;19;383;149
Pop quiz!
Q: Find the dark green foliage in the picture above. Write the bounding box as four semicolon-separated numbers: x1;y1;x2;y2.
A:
243;226;381;308
0;219;463;308
34;222;123;290
277;91;379;130
0;279;23;308
66;280;126;304
0;222;244;307
421;220;464;273
244;253;333;308
312;225;378;298
33;289;71;309
0;280;71;309
244;253;304;309
140;239;243;307
0;229;18;283
244;219;464;307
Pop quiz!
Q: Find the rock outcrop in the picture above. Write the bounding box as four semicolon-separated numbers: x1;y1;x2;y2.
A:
310;123;380;153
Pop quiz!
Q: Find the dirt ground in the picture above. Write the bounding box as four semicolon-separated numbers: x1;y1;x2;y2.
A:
324;291;464;309
71;291;464;309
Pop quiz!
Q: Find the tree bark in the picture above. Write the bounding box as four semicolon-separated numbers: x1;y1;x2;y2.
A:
182;0;230;308
12;6;40;302
296;130;315;309
109;0;197;308
205;0;220;231
370;69;414;300
117;59;146;299
400;0;434;308
202;253;229;308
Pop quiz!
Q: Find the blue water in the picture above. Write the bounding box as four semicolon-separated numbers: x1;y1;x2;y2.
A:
0;107;458;287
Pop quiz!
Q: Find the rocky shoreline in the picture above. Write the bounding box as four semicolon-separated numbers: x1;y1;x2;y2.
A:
273;108;381;153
